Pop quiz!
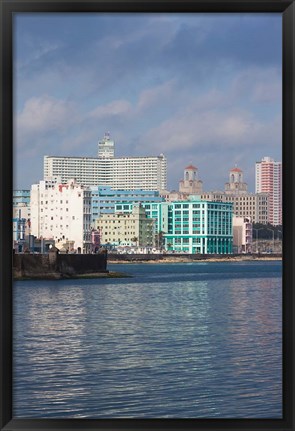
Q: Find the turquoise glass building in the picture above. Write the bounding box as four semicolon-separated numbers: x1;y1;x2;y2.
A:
115;200;233;254
90;186;163;226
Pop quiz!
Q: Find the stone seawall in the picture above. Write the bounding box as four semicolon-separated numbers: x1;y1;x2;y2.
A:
13;251;108;279
108;253;282;263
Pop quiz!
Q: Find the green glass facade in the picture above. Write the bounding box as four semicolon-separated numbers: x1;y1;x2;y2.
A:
114;200;233;254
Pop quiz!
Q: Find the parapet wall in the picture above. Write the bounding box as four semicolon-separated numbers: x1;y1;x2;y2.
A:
13;251;108;279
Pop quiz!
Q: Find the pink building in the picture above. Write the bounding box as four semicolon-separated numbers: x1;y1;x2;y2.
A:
255;156;282;226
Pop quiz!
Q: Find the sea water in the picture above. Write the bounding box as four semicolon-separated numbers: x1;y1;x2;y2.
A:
13;261;282;418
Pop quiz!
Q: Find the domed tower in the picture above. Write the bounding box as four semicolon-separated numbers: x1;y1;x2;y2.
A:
225;166;248;194
179;164;203;195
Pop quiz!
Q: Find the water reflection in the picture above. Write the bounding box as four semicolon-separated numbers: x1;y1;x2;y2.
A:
13;262;282;418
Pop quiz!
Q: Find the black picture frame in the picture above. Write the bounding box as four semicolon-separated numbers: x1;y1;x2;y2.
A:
1;1;294;430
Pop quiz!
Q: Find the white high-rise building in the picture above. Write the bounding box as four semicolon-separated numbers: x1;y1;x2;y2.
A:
44;134;167;191
255;156;282;225
98;132;115;158
30;177;92;253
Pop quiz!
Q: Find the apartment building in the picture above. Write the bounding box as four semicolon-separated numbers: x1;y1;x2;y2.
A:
44;134;167;191
30;177;92;253
255;156;282;225
96;205;154;247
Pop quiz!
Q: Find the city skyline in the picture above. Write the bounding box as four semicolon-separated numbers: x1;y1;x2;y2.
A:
14;13;282;192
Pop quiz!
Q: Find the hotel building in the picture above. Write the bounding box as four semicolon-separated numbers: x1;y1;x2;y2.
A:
199;166;268;224
255;156;282;226
179;164;203;195
44;134;167;191
163;165;268;224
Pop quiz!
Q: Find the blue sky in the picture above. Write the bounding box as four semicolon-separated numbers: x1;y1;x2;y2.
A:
14;13;282;192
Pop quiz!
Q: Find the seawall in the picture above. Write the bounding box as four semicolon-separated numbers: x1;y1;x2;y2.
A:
108;253;282;263
13;251;108;279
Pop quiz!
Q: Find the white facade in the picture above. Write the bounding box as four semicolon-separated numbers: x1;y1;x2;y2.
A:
98;132;115;158
255;156;282;225
44;154;167;191
233;216;252;253
30;178;92;253
44;136;167;191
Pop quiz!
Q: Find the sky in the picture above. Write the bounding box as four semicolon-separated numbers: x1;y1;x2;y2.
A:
14;12;282;192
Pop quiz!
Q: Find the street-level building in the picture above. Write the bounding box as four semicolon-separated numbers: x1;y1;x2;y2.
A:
30;177;92;253
13;190;31;237
44;134;167;191
114;200;233;254
96;204;154;247
233;216;253;253
13;216;26;251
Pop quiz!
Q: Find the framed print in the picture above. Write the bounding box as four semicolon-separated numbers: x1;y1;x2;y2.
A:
1;0;294;430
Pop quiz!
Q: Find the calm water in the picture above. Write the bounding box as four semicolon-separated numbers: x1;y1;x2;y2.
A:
13;261;282;418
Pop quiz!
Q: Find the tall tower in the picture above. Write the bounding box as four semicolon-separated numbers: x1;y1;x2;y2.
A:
225;167;248;194
255;156;282;225
179;164;203;195
98;132;115;158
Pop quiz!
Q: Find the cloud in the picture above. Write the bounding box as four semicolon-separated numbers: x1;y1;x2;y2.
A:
138;105;281;156
137;79;176;111
89;100;132;119
17;95;78;138
231;67;282;104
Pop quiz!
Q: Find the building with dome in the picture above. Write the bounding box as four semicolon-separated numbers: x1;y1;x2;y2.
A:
199;166;269;225
224;166;248;194
179;164;203;195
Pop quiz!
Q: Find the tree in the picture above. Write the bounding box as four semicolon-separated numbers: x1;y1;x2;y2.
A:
131;236;138;246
